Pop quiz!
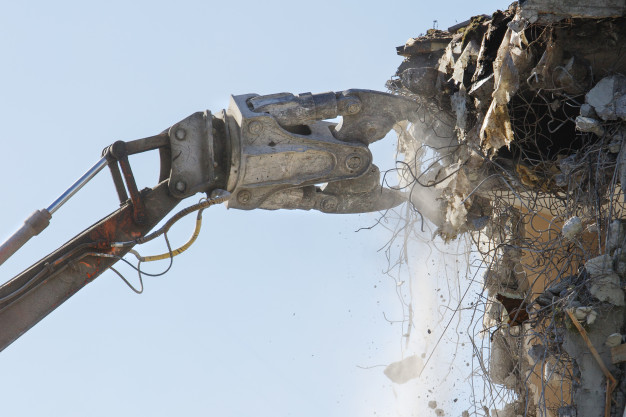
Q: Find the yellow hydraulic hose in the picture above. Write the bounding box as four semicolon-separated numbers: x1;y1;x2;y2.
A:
130;211;204;262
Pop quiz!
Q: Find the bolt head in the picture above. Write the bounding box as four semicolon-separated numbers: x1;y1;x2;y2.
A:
175;181;186;192
321;197;338;212
346;155;362;170
237;190;252;204
248;121;263;135
175;128;186;140
347;102;361;115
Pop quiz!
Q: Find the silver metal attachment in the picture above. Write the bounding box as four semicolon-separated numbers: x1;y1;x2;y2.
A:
224;93;373;211
222;89;415;213
47;157;109;214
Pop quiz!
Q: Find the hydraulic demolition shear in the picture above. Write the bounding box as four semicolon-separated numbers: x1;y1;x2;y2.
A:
0;89;417;350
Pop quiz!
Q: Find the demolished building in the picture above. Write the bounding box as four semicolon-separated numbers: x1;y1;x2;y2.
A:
388;1;626;416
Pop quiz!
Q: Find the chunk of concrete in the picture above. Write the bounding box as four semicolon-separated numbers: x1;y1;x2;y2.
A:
580;103;597;118
609;138;622;153
606;333;623;348
558;154;577;175
585;254;613;277
490;335;514;384
428;400;437;409
589;273;625;306
400;67;439;97
574;306;598;325
562;216;582;240
586;75;626;121
469;74;495;110
451;92;468;130
451;40;480;86
575;116;605;136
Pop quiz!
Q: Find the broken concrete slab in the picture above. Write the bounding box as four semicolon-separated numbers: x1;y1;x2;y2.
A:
519;0;626;24
397;30;453;56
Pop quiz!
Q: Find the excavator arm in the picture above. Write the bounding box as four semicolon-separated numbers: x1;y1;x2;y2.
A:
0;89;417;351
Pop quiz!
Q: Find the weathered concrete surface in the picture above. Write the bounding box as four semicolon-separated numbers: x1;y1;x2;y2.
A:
563;308;624;417
575;116;605;137
519;0;626;23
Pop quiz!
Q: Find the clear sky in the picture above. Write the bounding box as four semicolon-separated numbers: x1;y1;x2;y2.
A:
0;1;506;416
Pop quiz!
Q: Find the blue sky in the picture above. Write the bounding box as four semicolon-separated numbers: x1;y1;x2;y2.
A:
0;1;506;416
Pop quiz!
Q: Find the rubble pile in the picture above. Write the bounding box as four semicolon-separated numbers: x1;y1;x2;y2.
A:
388;2;626;416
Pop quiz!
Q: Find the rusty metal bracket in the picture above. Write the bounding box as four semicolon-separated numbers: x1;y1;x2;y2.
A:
106;141;147;225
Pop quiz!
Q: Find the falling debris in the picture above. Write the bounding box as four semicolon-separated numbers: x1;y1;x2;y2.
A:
383;354;423;384
386;1;626;416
